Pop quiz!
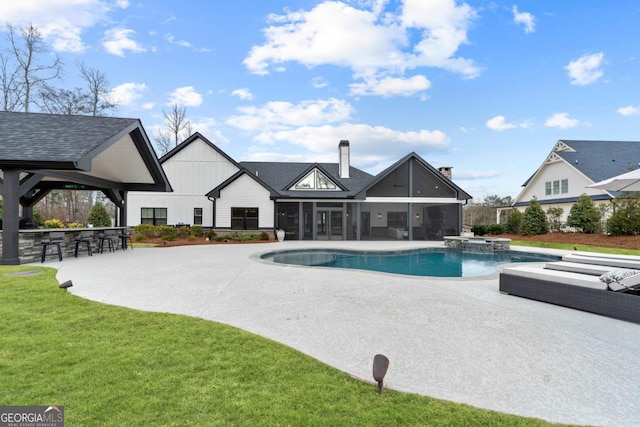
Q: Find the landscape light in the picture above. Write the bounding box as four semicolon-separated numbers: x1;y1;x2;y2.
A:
372;354;389;393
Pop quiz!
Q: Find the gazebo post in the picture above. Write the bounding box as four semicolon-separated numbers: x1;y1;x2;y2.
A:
1;169;21;265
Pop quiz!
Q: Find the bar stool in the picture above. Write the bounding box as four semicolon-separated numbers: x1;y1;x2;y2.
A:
98;230;117;253
74;230;94;257
41;231;64;263
118;228;133;250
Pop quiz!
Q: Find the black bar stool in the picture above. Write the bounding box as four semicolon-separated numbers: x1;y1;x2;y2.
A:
41;231;64;263
74;230;94;257
119;228;133;250
98;230;117;253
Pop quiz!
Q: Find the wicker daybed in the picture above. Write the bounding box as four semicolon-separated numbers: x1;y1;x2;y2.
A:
499;254;640;324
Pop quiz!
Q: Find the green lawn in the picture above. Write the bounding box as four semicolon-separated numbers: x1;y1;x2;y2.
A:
0;266;569;426
511;240;640;256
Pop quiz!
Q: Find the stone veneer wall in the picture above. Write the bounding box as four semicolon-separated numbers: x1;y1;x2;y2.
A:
0;227;128;264
443;236;511;251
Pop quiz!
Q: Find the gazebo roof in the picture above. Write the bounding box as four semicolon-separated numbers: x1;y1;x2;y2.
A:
0;111;172;192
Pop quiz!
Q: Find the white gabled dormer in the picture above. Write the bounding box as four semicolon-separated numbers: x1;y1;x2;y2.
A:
289;168;340;190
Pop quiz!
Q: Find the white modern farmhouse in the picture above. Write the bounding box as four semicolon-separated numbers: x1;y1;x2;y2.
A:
511;140;640;221
127;133;472;240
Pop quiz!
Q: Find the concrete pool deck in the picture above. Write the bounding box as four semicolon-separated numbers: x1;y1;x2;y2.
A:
43;241;640;426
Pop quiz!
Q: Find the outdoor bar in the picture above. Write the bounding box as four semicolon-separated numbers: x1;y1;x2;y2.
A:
0;227;129;264
0;111;172;265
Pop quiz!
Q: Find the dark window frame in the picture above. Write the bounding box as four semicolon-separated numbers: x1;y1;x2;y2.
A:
141;207;167;226
231;207;259;230
194;207;203;225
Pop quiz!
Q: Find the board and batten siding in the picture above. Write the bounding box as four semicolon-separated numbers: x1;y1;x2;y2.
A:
127;137;239;226
514;159;610;221
215;174;274;229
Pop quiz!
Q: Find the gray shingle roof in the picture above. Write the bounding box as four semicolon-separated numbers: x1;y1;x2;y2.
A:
238;161;375;198
0;111;139;169
556;140;640;183
522;140;640;187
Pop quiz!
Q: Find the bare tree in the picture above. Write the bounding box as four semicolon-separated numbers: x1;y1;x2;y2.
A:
77;61;117;116
5;23;62;112
0;54;21;111
164;103;189;147
153;128;174;156
37;84;90;115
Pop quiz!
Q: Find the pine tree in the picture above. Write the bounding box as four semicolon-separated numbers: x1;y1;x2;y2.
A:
521;197;549;235
86;202;111;227
567;194;601;234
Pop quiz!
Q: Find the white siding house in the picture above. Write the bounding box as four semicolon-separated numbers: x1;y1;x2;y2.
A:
127;133;239;226
511;140;640;222
215;173;274;229
128;135;472;240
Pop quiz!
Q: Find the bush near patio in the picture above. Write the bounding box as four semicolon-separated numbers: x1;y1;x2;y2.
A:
521;197;549;236
566;194;601;234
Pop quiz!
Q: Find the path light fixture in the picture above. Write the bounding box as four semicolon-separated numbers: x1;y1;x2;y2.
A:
372;354;389;393
59;280;73;289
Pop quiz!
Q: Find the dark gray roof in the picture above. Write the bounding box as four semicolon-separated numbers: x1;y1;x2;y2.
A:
0;111;141;170
522;140;640;187
238;161;375;199
0;111;171;192
513;194;612;207
557;140;640;183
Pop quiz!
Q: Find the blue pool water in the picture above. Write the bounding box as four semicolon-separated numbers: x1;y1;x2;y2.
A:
261;248;559;278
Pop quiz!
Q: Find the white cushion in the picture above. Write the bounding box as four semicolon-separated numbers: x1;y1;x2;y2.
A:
599;269;640;284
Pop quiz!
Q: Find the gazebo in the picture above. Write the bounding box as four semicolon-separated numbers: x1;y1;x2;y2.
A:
0;111;172;265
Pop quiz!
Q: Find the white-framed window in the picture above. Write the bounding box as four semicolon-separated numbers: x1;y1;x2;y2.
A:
291;168;339;190
545;179;568;196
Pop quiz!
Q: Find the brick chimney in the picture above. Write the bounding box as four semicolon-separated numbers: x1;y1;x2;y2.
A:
438;166;452;180
339;140;350;178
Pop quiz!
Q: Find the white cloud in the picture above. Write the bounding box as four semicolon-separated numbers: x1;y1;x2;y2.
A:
164;34;192;48
0;0;111;52
544;112;580;128
312;76;329;88
103;27;146;56
107;82;147;106
142;102;155;110
512;5;535;34
115;0;129;8
250;123;449;161
486;115;531;131
243;0;480;83
226;98;354;131
163;33;209;52
564;52;605;85
618;105;640;116
349;75;431;97
231;88;254;101
169;86;203;107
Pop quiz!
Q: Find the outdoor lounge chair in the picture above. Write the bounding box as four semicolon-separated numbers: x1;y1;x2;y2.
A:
561;253;640;270
544;261;620;276
499;264;640;324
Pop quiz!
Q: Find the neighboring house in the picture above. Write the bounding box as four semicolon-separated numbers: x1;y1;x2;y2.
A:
510;140;640;220
127;134;472;240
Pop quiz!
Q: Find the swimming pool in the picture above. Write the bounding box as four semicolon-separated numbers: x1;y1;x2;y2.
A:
260;248;559;278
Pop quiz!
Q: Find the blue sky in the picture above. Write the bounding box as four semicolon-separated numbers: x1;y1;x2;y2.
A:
2;0;640;199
